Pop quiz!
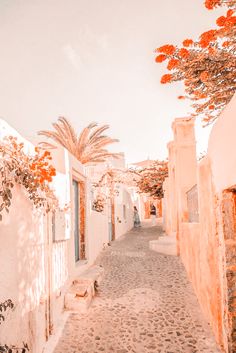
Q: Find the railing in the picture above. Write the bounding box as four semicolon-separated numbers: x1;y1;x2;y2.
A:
186;184;199;222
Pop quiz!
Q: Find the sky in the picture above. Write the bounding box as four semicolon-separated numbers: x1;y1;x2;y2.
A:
0;0;225;164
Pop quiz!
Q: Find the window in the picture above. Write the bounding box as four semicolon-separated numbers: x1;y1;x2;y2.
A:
52;209;69;242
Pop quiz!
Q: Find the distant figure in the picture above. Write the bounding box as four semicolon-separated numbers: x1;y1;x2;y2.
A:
150;203;156;226
133;206;141;228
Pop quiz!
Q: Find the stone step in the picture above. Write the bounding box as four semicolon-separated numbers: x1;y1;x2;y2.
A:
149;236;177;256
64;265;104;312
73;265;104;287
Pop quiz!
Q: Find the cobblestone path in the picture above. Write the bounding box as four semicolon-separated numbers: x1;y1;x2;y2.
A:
54;224;221;353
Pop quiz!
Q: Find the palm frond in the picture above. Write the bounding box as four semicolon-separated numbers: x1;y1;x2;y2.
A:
76;122;98;158
38;130;71;150
87;138;119;151
38;141;57;149
58;117;78;146
88;125;110;144
81;152;122;164
38;118;120;165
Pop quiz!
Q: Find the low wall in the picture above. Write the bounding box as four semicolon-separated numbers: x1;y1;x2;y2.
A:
179;219;223;347
162;102;236;351
178;160;225;350
87;208;109;264
179;222;200;294
115;186;134;239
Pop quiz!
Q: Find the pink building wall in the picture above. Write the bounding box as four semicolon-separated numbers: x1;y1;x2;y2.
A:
163;94;236;353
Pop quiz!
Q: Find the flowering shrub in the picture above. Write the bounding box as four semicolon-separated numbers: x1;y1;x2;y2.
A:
135;161;168;199
205;0;235;10
155;0;236;125
0;136;57;221
96;163;168;199
92;195;105;212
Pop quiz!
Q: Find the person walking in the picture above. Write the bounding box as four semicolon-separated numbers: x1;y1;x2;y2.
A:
150;203;157;226
133;206;141;228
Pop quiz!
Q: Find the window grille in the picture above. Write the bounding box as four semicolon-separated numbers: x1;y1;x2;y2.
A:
186;184;199;222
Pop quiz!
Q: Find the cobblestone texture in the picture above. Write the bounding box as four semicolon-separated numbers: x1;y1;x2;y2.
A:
54;224;221;353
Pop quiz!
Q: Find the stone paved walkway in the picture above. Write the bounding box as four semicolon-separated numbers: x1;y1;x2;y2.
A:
54;224;221;353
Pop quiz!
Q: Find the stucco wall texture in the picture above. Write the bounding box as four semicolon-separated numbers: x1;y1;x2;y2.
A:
0;120;134;353
163;94;236;353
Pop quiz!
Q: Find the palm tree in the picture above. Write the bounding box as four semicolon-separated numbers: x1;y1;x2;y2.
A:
38;117;122;164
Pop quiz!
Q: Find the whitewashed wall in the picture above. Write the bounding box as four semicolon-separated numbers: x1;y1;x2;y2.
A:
86;206;109;264
0;119;137;353
0;120;88;353
115;185;134;239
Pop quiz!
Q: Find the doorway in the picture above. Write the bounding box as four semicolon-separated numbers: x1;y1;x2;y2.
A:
73;179;80;262
108;197;115;242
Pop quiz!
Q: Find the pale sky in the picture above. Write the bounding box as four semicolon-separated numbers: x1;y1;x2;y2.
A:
0;0;224;163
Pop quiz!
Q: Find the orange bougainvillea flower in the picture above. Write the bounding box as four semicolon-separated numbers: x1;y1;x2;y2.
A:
178;48;190;59
227;9;234;17
194;91;207;99
178;95;185;100
199;40;210;48
204;0;220;10
216;16;227;27
183;39;194;47
222;41;230;47
200;71;209;82
157;44;176;55
208;47;216;55
200;30;217;42
167;58;180;70
161;74;172;84
227;16;236;26
208;105;215;110
155;54;167;63
30;163;36;170
199;30;217;48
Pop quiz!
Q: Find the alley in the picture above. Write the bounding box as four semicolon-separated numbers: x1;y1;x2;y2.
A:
54;224;220;353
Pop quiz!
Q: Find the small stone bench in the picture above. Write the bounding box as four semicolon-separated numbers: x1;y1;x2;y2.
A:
65;265;104;312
